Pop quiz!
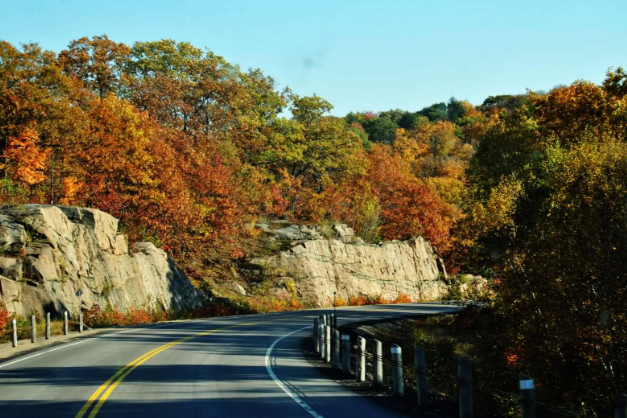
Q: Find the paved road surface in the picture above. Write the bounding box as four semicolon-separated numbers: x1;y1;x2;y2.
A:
0;303;458;418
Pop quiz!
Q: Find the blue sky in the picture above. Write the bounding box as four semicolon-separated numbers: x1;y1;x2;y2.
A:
1;0;626;115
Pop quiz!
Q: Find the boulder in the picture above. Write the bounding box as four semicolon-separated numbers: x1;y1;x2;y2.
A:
225;282;247;296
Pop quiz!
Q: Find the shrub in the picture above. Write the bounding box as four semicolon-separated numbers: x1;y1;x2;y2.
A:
348;295;368;306
0;302;10;331
393;292;412;304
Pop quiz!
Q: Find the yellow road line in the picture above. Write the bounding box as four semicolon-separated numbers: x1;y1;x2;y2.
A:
76;321;263;418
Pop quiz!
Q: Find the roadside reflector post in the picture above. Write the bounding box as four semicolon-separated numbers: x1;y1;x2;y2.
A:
325;325;331;363
11;318;17;347
392;344;404;396
31;315;36;343
45;312;51;340
520;376;536;418
356;336;366;382
342;334;351;373
332;329;341;369
313;318;320;354
415;348;428;406
458;356;473;418
616;393;627;418
321;314;327;326
79;313;84;333
64;311;68;335
319;323;325;359
373;339;383;387
318;316;325;356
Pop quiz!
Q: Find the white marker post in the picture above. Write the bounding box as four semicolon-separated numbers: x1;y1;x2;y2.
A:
356;336;366;382
11;318;17;347
373;339;383;387
392;345;404;396
45;312;50;340
63;311;68;335
332;329;340;369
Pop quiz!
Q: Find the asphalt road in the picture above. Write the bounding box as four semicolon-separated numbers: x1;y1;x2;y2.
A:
0;303;459;418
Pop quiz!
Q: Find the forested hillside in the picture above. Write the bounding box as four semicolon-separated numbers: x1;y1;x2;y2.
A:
2;35;627;413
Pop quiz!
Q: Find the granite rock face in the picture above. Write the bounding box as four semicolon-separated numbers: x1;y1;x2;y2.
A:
251;223;448;307
0;205;203;316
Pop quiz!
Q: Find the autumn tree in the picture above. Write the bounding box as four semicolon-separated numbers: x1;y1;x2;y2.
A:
467;75;627;413
1;127;50;190
58;35;131;98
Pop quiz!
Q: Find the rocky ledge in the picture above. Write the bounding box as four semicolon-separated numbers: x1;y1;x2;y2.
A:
250;223;448;307
0;205;203;316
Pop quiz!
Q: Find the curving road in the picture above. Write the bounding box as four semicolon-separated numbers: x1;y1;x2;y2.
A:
0;303;459;418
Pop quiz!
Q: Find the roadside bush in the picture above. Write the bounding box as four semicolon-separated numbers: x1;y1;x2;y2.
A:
83;305;169;327
392;292;412;304
0;302;9;331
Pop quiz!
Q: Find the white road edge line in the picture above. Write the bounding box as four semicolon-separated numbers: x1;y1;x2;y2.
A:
265;325;324;418
0;322;175;370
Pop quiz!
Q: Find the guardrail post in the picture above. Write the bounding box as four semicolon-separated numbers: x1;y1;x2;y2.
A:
342;334;351;373
373;339;383;387
520;375;536;418
31;315;36;343
313;318;320;354
64;311;68;335
319;323;325;360
357;336;366;382
415;348;428;406
12;318;17;347
325;325;331;363
79;313;83;333
458;356;473;418
45;312;51;339
392;344;404;396
616;393;627;418
332;329;340;369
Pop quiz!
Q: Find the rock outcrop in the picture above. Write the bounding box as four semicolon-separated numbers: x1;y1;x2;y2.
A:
0;205;203;316
250;223;448;307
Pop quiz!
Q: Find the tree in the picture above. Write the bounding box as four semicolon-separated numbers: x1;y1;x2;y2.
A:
367;145;456;250
1;127;50;187
58;35;131;99
418;102;447;122
362;116;397;145
467;75;627;413
446;97;466;122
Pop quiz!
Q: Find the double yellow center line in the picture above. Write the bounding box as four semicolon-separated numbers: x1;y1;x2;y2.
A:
76;321;263;418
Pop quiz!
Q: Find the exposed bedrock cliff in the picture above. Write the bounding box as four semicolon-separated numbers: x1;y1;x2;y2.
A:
0;205;203;317
250;223;448;307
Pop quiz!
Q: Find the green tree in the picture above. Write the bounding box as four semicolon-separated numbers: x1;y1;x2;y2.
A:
362;116;397;145
418;102;447;122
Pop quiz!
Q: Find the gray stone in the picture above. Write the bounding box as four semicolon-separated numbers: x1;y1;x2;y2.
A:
225;282;247;296
0;257;22;280
0;205;203;316
251;227;448;307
